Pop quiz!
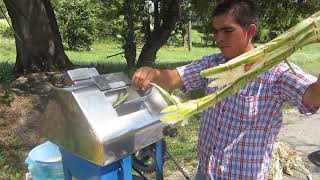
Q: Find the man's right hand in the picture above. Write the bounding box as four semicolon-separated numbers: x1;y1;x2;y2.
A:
131;66;159;91
132;66;182;91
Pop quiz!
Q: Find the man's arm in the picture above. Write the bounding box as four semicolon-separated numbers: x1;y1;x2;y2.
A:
303;74;320;107
131;66;182;91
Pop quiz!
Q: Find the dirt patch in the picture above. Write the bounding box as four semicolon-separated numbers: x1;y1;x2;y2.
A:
279;109;320;180
0;72;67;174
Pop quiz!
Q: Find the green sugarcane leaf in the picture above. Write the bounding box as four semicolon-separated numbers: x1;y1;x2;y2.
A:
150;83;178;105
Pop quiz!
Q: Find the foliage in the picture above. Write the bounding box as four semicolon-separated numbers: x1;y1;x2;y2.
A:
190;0;217;46
190;0;320;45
193;21;214;47
0;1;6;19
0;61;14;83
52;0;99;51
0;19;13;38
95;0;124;41
256;1;320;42
166;29;183;47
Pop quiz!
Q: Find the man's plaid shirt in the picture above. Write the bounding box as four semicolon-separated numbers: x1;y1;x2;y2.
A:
176;53;318;179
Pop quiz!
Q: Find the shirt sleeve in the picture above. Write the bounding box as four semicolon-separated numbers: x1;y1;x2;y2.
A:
176;58;209;92
276;63;319;114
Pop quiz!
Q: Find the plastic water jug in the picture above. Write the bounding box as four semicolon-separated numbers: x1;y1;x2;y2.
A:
25;141;64;180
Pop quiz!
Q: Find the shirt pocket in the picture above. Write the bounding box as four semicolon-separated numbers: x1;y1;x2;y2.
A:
225;92;259;126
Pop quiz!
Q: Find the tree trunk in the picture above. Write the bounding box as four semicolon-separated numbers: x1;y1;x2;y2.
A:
183;20;192;51
136;0;180;67
123;0;136;69
4;0;73;74
187;20;192;51
141;1;152;45
154;0;160;30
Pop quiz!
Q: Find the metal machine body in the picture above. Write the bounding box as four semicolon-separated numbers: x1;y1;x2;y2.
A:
41;68;169;167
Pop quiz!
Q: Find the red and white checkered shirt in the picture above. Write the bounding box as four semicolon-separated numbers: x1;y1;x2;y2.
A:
177;53;318;180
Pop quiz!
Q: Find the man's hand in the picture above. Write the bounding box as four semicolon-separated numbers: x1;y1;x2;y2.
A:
132;67;159;91
131;67;182;91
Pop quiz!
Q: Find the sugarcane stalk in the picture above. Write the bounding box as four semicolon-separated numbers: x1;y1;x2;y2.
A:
112;90;130;108
284;59;297;75
161;11;320;123
162;42;304;121
150;83;178;105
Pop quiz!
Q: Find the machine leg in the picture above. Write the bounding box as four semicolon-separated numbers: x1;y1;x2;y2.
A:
62;166;72;180
155;140;163;180
121;155;132;180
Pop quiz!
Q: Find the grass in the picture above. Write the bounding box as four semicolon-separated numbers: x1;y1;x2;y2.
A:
0;38;318;79
0;135;29;180
0;34;319;178
164;116;200;177
288;43;320;76
68;41;217;74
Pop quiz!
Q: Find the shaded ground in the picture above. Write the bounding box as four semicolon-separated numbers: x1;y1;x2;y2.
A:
0;72;67;178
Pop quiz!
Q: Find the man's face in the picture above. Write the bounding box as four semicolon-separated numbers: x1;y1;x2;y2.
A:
212;14;253;59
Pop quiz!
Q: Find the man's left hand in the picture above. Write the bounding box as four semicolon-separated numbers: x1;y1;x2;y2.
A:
303;73;320;107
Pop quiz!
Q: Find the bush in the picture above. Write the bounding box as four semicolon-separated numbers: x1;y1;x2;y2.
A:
255;25;270;43
0;1;6;19
95;1;124;40
0;19;14;38
52;0;99;51
193;20;214;47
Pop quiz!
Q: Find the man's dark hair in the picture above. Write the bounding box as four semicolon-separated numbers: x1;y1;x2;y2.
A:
212;0;260;30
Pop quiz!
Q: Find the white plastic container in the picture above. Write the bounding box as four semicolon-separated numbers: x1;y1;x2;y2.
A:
25;141;64;180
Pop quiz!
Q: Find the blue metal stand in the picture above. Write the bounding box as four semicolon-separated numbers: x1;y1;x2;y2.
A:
155;140;163;180
59;140;164;180
60;148;132;180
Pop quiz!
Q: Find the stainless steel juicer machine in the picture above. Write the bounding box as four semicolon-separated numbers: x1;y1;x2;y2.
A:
40;67;171;179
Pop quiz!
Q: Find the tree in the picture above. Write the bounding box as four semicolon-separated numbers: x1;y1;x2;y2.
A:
52;0;99;51
123;0;137;69
189;0;217;47
3;0;73;74
256;0;320;42
136;0;181;67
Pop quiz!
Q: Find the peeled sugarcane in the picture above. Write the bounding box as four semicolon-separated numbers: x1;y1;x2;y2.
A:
112;90;130;108
160;11;320;123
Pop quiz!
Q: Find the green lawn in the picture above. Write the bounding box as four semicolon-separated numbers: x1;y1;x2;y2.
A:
288;43;320;76
1;38;319;76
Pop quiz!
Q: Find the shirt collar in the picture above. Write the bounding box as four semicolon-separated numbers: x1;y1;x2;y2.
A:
217;53;228;64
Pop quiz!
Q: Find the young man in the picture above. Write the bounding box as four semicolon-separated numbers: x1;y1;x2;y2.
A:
132;0;320;179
